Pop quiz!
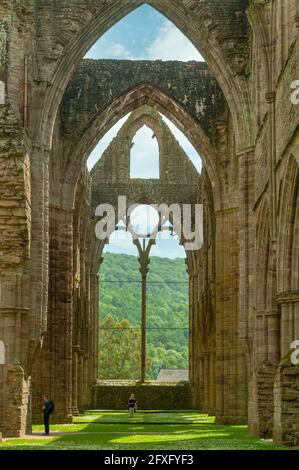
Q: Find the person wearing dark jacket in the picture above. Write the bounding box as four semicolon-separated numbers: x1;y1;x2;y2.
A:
42;395;54;435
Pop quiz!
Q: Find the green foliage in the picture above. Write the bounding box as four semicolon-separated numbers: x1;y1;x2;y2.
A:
99;315;141;380
99;253;189;380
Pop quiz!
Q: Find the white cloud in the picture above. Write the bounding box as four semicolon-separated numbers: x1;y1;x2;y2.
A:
147;21;204;62
85;42;135;60
130;205;159;235
151;233;186;259
107;43;135;59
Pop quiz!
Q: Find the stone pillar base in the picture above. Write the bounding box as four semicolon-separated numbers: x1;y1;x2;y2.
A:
273;355;299;447
248;420;259;436
32;415;73;425
215;415;248;425
70;406;80;416
51;416;73;424
2;365;30;438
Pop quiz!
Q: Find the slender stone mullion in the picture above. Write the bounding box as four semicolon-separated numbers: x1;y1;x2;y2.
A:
141;270;147;383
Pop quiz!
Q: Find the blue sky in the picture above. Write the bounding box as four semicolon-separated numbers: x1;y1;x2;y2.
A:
130;126;160;179
85;5;203;259
85;5;204;62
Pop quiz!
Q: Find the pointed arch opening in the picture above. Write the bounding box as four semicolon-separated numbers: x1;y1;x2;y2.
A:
85;4;204;62
0;81;5;105
41;0;250;155
97;206;189;383
64;85;219;211
130;125;160;179
0;341;5;365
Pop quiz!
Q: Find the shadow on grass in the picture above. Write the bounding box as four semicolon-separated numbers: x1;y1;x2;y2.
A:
0;411;287;451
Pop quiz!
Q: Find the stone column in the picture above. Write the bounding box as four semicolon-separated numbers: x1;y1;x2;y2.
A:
140;263;148;383
276;293;299;358
134;238;155;382
186;254;199;408
238;148;256;430
90;272;100;384
209;351;216;415
83;356;89;408
3;365;30;437
0;309;31;438
203;353;210;413
32;206;74;423
77;352;85;413
188;266;195;387
198;354;204;410
190;270;200;408
71;346;80;415
254;308;279;437
0;105;33;437
29;145;49;350
215;207;247;424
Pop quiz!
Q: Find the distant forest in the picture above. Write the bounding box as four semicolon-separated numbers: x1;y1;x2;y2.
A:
98;253;189;380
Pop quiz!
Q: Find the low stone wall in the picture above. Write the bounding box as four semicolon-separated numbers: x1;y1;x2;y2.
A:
273;354;299;447
91;381;194;410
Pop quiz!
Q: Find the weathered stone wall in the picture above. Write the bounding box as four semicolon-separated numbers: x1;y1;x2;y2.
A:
90;106;201;212
0;104;32;436
62;60;227;145
274;353;299;447
60;59;230;212
32;170;93;423
91;382;192;411
244;0;299;445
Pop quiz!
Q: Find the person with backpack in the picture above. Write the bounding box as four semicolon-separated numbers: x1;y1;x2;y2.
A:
42;395;54;435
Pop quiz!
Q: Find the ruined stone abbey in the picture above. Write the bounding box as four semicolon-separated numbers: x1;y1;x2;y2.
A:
0;0;298;447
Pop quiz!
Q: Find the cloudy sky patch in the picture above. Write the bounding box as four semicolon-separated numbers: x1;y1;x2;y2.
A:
85;5;204;62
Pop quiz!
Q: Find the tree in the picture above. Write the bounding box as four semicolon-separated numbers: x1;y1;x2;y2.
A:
98;315;141;380
98;253;189;381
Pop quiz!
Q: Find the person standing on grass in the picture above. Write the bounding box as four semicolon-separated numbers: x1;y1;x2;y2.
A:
132;393;137;413
42;394;55;435
127;393;137;418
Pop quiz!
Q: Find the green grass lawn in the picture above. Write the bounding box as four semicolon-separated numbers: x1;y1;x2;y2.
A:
0;411;287;450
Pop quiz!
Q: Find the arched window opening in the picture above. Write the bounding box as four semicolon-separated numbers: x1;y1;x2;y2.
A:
84;2;204;386
130;125;160;179
98;206;189;383
0;340;5;365
84;3;205;174
0;81;5;105
85;5;204;62
146;230;188;382
129;204;160;236
99;231;141;381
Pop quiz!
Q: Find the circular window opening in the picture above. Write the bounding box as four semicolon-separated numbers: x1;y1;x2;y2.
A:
129;205;159;237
